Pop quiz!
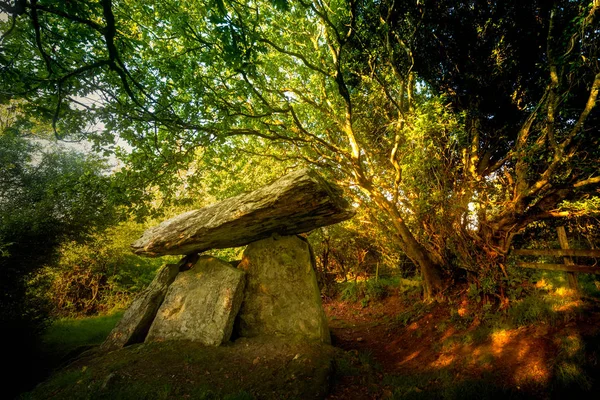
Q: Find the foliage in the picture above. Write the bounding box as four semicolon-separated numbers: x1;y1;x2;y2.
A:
310;205;419;296
0;115;121;397
312;213;414;276
508;294;558;327
553;334;593;391
339;278;393;306
394;300;433;328
2;0;600;301
0;133;117;324
34;220;174;317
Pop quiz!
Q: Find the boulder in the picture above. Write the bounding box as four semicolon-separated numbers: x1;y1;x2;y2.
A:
146;256;245;346
236;235;330;343
100;263;180;352
131;168;355;256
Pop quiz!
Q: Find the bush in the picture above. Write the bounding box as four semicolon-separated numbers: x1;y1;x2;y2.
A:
338;278;394;305
36;220;175;317
365;279;388;301
340;282;361;303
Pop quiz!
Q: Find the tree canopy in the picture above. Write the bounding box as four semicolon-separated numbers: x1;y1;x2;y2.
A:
1;0;599;297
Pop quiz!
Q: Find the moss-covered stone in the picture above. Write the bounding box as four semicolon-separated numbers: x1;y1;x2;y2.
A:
100;263;179;352
131;169;355;257
237;235;330;343
146;256;245;346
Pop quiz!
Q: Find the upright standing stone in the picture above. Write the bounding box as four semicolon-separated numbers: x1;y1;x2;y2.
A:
100;263;180;352
237;235;330;343
146;256;246;346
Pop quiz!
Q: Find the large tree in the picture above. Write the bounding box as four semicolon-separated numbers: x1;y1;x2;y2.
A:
1;0;598;297
403;1;600;274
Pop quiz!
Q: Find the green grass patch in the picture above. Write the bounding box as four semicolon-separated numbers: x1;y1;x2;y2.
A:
26;337;332;400
552;333;593;392
508;293;557;326
43;311;123;358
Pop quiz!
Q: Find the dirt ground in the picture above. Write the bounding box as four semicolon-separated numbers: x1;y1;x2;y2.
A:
324;292;600;399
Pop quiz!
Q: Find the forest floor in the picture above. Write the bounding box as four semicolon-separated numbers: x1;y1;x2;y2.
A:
323;287;600;399
25;279;600;400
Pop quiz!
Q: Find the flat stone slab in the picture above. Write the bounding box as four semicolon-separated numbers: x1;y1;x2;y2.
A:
237;235;331;343
100;263;180;352
145;256;245;346
131;168;355;256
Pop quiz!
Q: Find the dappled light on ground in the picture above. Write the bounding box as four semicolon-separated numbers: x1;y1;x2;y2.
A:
325;285;600;399
400;350;422;366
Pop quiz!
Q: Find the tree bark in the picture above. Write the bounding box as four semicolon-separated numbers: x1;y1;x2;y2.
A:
370;193;443;299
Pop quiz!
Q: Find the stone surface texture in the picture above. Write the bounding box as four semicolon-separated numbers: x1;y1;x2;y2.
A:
131;168;355;256
145;256;246;346
237;235;330;343
100;263;180;352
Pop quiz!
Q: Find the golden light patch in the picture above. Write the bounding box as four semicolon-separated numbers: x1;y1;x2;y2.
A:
535;279;551;289
491;329;514;355
554;287;578;297
514;358;550;385
431;353;455;368
407;322;419;331
552;300;582;312
517;343;530;359
440;326;456;341
400;350;421;364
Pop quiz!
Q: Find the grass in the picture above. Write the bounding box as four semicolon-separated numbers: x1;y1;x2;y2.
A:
507;294;557;326
29;267;600;399
579;274;600;298
42;310;124;360
21;370;254;400
25;337;335;400
385;371;521;400
395;301;433;327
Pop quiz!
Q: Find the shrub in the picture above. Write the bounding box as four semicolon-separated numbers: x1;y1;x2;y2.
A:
365;279;388;301
338;278;395;305
36;220;174;317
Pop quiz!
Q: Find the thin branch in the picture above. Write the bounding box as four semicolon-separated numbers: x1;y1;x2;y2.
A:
257;37;331;77
30;0;53;75
32;3;104;32
573;176;600;188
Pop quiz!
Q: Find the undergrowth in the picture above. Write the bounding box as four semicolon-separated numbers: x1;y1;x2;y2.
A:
337;276;420;307
339;278;393;306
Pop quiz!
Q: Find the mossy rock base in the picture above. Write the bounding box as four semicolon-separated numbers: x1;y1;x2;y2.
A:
25;337;336;400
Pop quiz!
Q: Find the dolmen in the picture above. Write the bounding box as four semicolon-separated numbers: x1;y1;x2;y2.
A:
101;169;354;352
